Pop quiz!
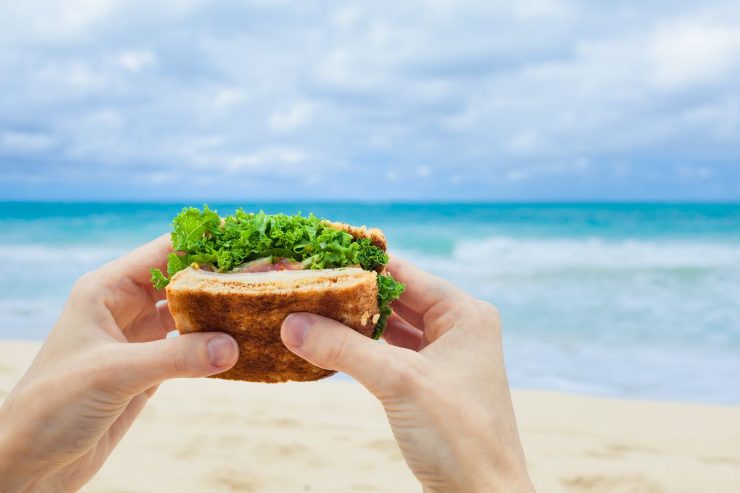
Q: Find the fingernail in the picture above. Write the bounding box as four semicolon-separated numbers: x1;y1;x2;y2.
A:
207;335;237;367
283;313;312;348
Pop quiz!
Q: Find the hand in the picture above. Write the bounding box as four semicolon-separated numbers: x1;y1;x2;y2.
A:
281;257;535;493
0;236;239;492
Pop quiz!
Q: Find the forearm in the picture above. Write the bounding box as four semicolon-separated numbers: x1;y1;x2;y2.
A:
0;474;36;493
0;402;49;493
427;400;535;493
0;435;38;493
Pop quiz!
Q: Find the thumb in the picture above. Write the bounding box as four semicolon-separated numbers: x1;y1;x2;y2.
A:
110;332;239;394
281;313;416;397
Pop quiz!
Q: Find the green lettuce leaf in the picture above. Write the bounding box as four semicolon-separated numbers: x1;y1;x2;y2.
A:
150;205;404;339
151;206;390;284
150;268;169;290
373;273;405;339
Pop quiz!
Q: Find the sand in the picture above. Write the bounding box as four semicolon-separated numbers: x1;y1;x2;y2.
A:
1;341;738;493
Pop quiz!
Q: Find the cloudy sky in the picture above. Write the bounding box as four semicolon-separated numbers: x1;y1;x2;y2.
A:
1;0;740;201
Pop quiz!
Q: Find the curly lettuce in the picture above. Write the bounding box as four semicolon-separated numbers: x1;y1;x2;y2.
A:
373;273;405;339
151;206;404;339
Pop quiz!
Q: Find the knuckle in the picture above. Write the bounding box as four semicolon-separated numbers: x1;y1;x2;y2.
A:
164;345;190;375
84;346;121;386
475;300;502;335
319;330;351;369
71;271;94;295
389;353;427;392
71;270;106;303
478;300;500;322
425;301;464;329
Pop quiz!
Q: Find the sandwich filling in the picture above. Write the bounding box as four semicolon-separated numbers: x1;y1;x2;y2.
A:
151;206;404;339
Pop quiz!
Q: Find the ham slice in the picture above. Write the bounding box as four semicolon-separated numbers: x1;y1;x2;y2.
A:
231;257;304;273
272;258;305;271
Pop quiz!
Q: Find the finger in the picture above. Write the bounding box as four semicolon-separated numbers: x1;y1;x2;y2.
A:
386;256;467;316
123;304;168;343
100;234;172;301
107;332;238;394
281;313;424;397
157;301;177;334
382;314;424;351
389;299;425;330
118;300;174;343
145;384;160;397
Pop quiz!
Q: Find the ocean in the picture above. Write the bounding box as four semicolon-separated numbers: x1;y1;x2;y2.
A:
2;202;739;404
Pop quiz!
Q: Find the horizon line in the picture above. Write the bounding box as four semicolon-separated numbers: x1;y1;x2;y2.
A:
2;199;740;206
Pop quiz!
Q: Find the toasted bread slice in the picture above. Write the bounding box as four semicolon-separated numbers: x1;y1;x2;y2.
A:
166;267;379;382
322;220;387;251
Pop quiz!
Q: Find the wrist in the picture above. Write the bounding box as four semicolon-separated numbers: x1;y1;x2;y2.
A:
422;473;535;493
0;410;41;492
420;456;534;493
472;459;535;493
0;447;38;493
424;479;534;493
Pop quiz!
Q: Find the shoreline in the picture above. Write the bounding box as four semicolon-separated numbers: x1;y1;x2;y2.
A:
2;341;739;492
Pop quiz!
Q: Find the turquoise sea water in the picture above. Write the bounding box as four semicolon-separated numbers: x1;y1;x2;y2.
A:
2;202;739;404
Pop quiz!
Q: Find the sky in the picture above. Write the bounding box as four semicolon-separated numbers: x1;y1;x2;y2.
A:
1;0;740;201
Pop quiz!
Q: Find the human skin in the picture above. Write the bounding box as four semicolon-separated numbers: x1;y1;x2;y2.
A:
282;257;536;493
0;236;239;492
0;238;534;492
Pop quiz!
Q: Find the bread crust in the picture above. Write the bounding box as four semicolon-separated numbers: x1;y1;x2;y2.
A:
322;220;387;252
166;268;379;382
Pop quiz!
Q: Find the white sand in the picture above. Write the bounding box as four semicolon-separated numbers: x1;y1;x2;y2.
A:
1;341;738;493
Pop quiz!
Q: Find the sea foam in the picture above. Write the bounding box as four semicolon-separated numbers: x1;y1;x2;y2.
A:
396;235;740;403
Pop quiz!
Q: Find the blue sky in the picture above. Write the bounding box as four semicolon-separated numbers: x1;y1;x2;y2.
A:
1;0;739;201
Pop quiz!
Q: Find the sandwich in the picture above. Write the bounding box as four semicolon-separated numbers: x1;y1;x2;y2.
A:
150;206;404;383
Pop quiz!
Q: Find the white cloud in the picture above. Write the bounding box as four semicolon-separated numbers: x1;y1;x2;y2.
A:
506;130;542;156
226;147;310;172
677;164;713;179
506;169;530;182
512;0;572;21
648;21;740;89
268;101;316;132
0;131;56;153
83;110;124;130
38;60;108;91
1;0;740;199
210;88;246;110
331;6;362;28
416;165;432;178
117;50;156;72
0;0;119;43
143;171;175;184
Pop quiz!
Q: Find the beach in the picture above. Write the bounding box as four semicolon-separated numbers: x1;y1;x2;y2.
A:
1;341;738;493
